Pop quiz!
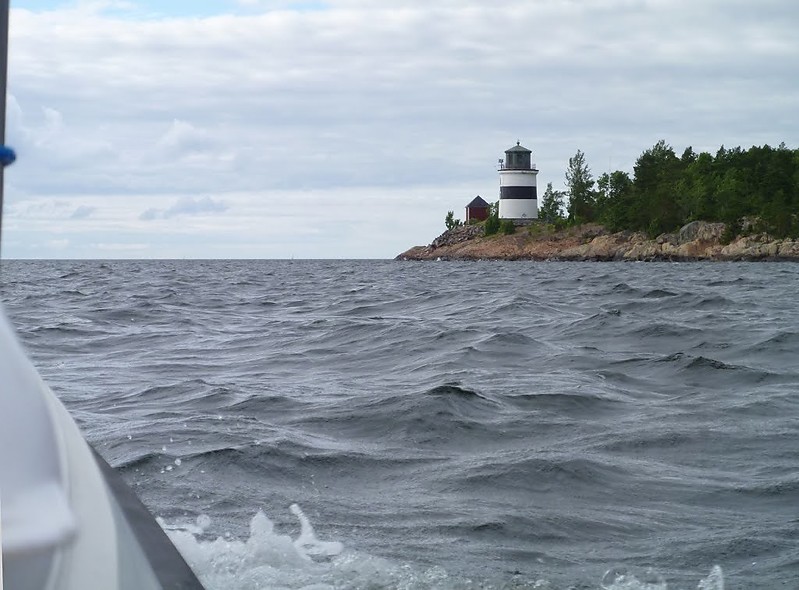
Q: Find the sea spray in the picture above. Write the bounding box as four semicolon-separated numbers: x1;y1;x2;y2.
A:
289;503;343;559
161;506;333;589
601;566;724;590
160;506;551;589
161;507;725;590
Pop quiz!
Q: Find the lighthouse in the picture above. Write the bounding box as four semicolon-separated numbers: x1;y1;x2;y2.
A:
498;141;538;220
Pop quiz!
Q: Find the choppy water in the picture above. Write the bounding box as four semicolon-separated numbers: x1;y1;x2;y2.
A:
2;259;798;590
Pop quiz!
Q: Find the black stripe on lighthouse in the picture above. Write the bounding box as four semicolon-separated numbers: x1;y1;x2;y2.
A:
500;186;537;200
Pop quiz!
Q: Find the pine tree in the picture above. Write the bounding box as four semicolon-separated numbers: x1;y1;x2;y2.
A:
538;182;565;223
444;211;462;230
565;150;596;223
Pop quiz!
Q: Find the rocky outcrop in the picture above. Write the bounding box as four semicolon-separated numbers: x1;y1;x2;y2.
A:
678;220;725;242
396;221;799;262
431;225;483;248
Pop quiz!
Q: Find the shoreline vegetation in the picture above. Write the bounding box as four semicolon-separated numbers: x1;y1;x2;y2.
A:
397;140;799;261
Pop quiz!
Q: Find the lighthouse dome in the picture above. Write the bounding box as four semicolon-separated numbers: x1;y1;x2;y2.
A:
504;142;533;169
505;141;532;153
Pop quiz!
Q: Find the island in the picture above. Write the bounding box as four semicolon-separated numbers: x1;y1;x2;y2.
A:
396;221;799;261
398;139;799;261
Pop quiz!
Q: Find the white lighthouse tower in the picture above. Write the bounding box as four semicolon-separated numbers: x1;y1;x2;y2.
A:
498;141;539;220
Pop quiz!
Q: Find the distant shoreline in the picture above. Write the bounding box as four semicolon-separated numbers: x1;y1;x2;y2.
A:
396;221;799;262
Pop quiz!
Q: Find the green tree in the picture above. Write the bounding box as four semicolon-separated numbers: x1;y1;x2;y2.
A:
677;150;715;221
444;210;462;230
484;212;500;236
632;140;683;235
680;146;697;166
565;149;596;223
500;219;516;235
596;170;634;231
538;182;565;223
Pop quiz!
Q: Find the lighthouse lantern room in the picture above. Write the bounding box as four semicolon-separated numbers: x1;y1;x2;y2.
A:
498;141;539;220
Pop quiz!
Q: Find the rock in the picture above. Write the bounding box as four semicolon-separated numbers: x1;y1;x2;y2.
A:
396;221;799;262
778;240;799;258
674;240;714;259
720;236;778;259
656;233;678;245
582;234;628;260
396;246;433;260
623;241;660;260
678;221;725;243
430;225;483;248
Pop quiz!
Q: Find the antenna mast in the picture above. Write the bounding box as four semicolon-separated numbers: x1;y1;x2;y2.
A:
0;0;11;251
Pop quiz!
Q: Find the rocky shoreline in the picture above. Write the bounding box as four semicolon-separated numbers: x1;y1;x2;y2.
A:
396;221;799;262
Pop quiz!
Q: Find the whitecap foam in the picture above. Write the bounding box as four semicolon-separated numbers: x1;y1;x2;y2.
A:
160;507;724;590
159;505;531;589
601;565;724;590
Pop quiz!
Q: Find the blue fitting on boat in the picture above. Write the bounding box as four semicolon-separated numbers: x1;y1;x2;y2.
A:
1;145;16;167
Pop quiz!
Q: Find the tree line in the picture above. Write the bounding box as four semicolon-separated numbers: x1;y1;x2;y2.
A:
539;140;799;239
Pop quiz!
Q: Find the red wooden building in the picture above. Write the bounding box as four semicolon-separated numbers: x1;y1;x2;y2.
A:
466;196;490;222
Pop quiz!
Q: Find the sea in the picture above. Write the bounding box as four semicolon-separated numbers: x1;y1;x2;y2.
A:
1;259;798;590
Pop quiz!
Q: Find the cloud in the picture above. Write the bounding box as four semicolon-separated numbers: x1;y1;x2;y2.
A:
139;196;229;220
235;0;329;9
163;196;228;218
4;0;799;258
156;119;219;159
138;207;159;221
70;205;96;219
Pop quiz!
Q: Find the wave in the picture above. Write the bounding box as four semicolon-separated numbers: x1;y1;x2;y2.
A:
642;288;679;298
425;383;487;400
451;454;630;496
506;392;621;416
754;330;799;349
730;477;799;499
654;352;778;386
632;323;703;339
4;259;799;588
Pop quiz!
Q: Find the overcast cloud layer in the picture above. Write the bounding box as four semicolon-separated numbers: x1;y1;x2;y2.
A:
3;0;798;258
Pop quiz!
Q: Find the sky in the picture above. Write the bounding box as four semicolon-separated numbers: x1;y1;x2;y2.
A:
2;0;798;259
